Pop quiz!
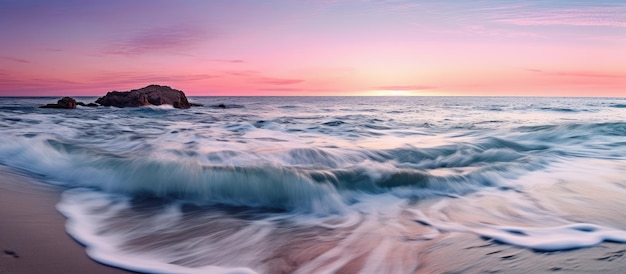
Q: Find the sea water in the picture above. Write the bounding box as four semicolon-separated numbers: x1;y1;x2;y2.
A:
0;96;625;273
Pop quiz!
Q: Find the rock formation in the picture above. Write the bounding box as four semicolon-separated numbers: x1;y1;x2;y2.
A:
76;102;99;107
95;85;191;109
39;97;77;109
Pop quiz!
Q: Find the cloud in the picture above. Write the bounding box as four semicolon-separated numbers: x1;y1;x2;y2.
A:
257;88;303;92
375;85;437;90
365;1;423;15
211;59;245;64
256;77;304;85
491;6;626;27
103;25;213;56
0;70;220;95
255;87;340;95
461;24;539;38
528;69;626;79
526;69;543;73
0;73;83;94
550;72;626;79
0;56;30;63
217;70;304;86
222;70;259;77
90;72;218;87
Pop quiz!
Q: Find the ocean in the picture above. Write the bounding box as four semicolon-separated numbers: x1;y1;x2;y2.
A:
1;96;626;273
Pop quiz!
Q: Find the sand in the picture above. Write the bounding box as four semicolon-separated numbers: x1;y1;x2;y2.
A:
0;166;131;274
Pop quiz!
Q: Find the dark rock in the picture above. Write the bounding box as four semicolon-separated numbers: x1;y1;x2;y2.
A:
218;103;226;108
57;97;76;108
39;96;77;109
77;102;99;107
4;249;19;258
95;85;191;109
190;102;204;107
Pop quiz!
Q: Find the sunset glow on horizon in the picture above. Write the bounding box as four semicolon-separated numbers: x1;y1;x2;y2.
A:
1;0;625;97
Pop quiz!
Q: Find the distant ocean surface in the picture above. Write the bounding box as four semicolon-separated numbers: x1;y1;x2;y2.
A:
1;96;626;273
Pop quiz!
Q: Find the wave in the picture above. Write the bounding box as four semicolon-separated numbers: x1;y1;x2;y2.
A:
55;158;626;273
539;107;579;112
0;132;556;215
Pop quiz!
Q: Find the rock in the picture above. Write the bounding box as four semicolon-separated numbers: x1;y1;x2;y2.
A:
190;102;204;107
57;97;77;108
95;85;191;109
4;249;19;258
39;97;77;109
77;102;99;107
218;103;226;108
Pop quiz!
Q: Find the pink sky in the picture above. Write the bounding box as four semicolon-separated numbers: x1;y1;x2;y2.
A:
0;1;625;96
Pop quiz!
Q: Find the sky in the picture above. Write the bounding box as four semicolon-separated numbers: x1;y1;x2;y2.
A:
0;0;625;96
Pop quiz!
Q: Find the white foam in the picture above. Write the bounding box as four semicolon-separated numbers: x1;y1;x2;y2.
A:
474;223;626;251
57;189;258;274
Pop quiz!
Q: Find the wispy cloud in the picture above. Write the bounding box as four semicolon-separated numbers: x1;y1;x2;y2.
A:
222;70;259;77
103;25;213;56
492;6;626;27
365;1;423;15
0;70;218;95
256;77;304;85
211;59;245;64
528;69;626;79
90;72;218;87
0;56;30;63
375;85;437;90
255;87;339;95
461;24;539;38
0;73;83;93
217;70;304;85
257;88;303;92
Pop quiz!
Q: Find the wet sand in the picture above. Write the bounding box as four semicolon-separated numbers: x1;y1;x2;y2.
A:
0;166;131;274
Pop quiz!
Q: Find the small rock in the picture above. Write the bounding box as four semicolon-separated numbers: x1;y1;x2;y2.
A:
57;97;77;108
4;249;19;258
39;97;77;109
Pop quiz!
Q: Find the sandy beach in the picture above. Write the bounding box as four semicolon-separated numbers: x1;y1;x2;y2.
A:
0;166;131;274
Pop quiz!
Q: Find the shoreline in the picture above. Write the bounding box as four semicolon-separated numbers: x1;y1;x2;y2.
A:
2;162;626;273
0;166;132;274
